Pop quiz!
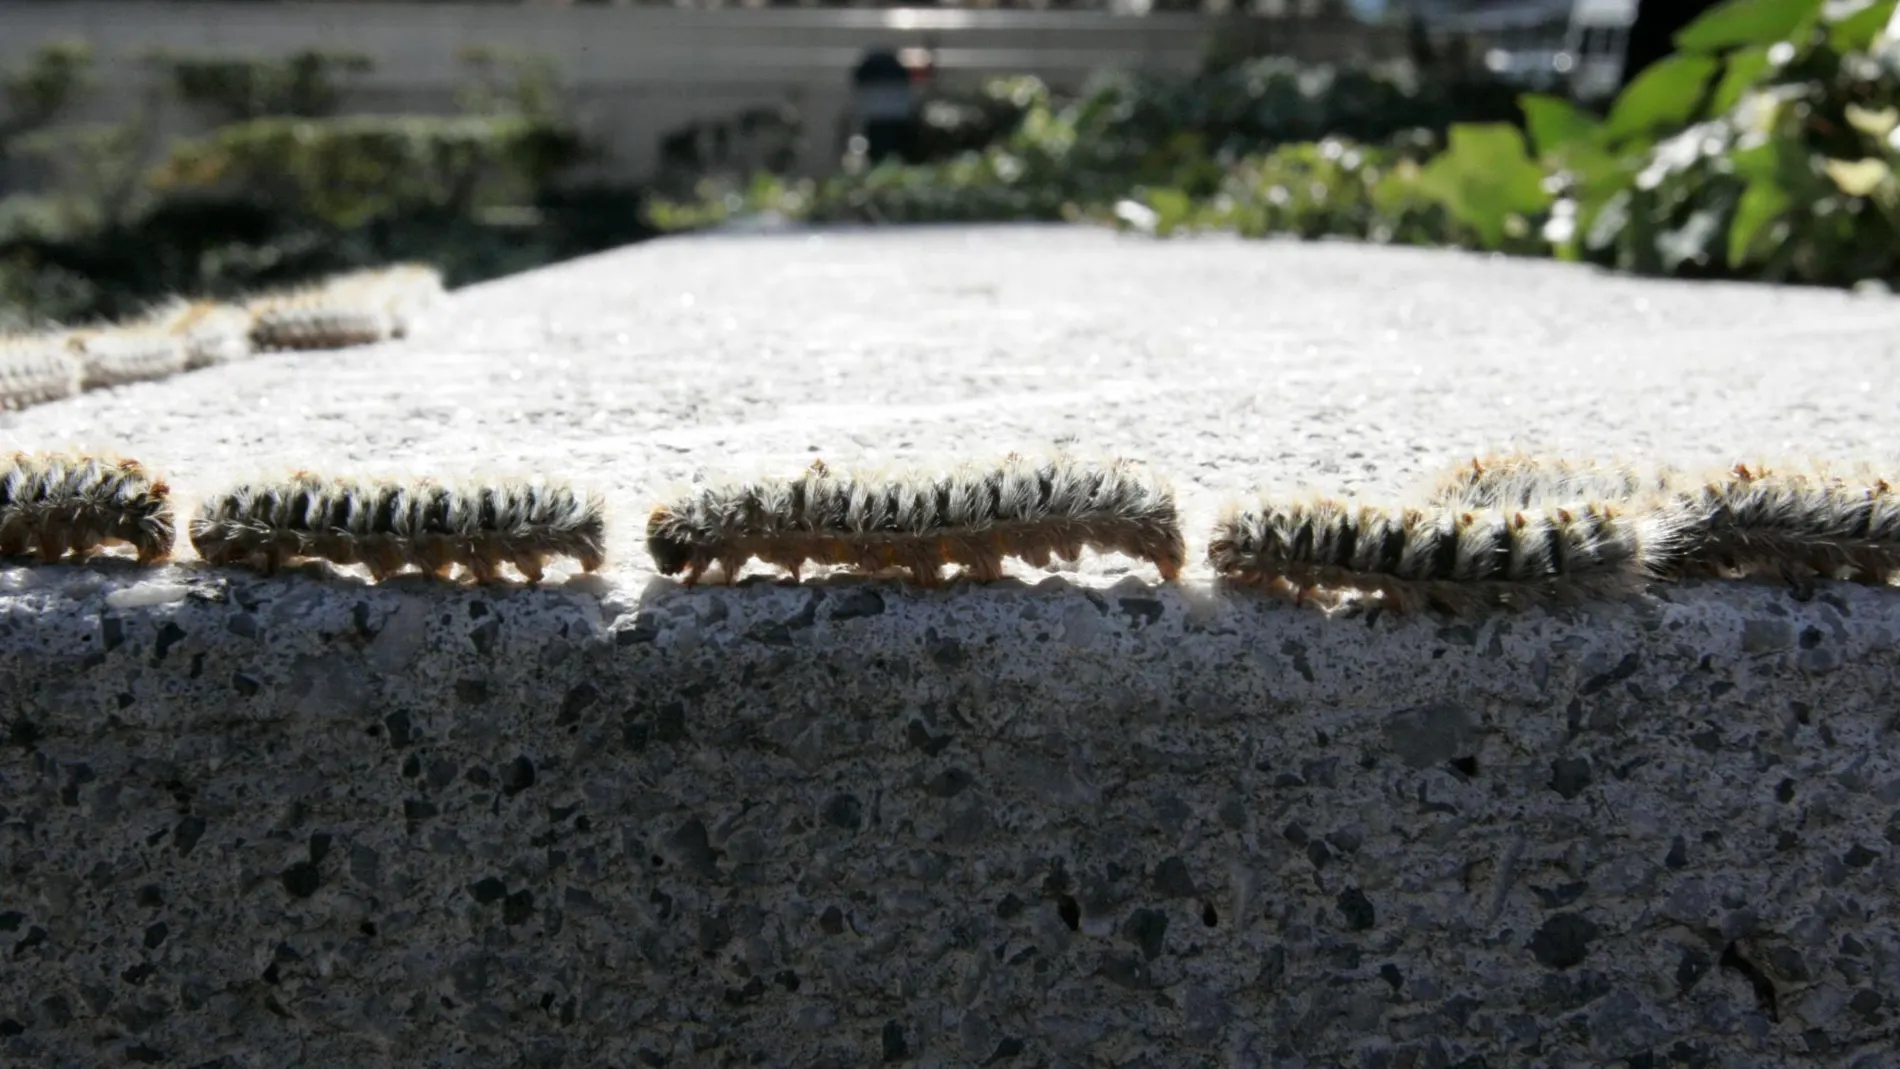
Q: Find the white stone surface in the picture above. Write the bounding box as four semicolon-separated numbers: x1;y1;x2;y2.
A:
6;224;1899;588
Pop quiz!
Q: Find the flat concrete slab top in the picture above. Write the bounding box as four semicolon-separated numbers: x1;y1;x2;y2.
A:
6;224;1900;590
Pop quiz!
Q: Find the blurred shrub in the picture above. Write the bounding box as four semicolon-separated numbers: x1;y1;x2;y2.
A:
911;76;1044;163
456;45;564;121
658;0;1900;293
0;43;653;324
1533;0;1900;287
156;48;373;122
1;40;94;139
651;60;1525;234
1129;136;1505;250
148;114;590;229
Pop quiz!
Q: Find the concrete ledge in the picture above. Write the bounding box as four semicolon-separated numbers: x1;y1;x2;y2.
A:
6;228;1900;1066
4;562;1899;1066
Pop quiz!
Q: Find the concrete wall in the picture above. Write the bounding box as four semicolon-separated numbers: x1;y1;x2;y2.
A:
0;2;1406;181
4;568;1898;1067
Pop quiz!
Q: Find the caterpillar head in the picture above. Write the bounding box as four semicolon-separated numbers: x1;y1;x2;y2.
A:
187;509;237;565
1207;505;1292;573
645;505;695;576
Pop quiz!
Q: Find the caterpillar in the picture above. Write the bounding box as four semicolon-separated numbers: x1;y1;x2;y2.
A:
151;300;255;370
1666;462;1900;585
351;263;446;339
1207;495;1682;614
246;263;445;351
1427;452;1677;509
65;323;188;390
0;451;175;564
190;473;607;583
0;333;82;410
645;452;1185;587
1424;453;1900;587
246;287;395;352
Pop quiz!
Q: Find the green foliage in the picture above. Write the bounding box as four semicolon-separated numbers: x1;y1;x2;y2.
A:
1162;138;1484;248
1673;0;1822;53
2;41;94;136
1539;0;1900;286
457;45;564;121
156;48;372;122
653;9;1900;293
650;61;1527;236
1417;124;1551;247
148;114;588;230
1;44;650;325
9;122;150;223
911;76;1044;164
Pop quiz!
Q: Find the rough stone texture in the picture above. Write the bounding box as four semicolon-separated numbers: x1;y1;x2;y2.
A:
3;228;1900;1067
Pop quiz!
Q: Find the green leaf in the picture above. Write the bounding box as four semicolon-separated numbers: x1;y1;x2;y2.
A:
1416;123;1551;249
1675;0;1822;52
1728;179;1790;265
1143;185;1195;234
1708;46;1774;117
1520;93;1600;158
1827;0;1898;52
1604;56;1720;144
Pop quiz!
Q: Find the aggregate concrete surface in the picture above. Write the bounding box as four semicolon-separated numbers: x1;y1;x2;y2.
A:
2;226;1899;1068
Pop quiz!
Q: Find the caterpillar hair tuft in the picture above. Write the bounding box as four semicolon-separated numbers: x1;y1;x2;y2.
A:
0;452;175;564
1208;495;1682;614
1427;452;1677;509
190;473;606;583
646;452;1185;586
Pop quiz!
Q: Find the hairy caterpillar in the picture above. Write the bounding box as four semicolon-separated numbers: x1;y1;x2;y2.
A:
352;263;446;338
66;323;188;390
190;473;606;583
246;263;444;351
150;300;255;369
1666;462;1900;585
0;452;175;564
1427;452;1677;509
1207;495;1682;613
246;287;395;352
1425;453;1900;587
0;334;82;410
646;453;1185;586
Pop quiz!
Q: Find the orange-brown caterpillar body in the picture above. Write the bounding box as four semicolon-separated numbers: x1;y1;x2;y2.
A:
191;473;606;583
0;452;175;564
646;453;1185;587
